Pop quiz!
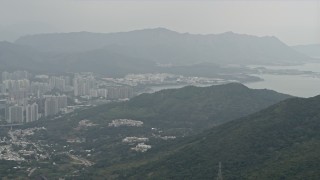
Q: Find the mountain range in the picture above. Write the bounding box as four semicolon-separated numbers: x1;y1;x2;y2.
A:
292;44;320;59
15;28;310;66
0;28;312;77
0;41;156;76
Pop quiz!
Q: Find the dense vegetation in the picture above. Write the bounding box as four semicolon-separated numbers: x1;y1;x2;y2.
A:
124;83;291;129
105;95;320;179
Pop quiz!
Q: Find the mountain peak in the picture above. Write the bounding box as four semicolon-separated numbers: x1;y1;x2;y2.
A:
129;27;179;34
222;31;236;35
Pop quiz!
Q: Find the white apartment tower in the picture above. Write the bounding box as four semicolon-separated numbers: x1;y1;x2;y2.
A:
9;105;24;124
44;95;67;117
45;97;59;117
26;103;39;122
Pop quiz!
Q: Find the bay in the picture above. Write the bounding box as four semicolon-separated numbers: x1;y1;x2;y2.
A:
149;63;320;98
245;63;320;97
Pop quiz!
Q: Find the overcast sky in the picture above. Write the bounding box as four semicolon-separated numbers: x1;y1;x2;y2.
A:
0;0;319;45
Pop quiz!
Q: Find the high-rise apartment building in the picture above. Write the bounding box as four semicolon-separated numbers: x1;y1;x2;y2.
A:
44;95;68;117
26;103;39;122
57;95;68;109
49;76;66;91
45;97;59;117
73;75;96;96
8;105;24;124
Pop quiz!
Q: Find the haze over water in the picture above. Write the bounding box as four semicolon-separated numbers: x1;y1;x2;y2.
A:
246;62;320;98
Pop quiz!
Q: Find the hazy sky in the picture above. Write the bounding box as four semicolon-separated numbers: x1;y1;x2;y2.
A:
0;0;319;45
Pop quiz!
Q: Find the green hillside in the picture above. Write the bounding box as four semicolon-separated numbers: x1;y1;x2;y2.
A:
33;83;289;136
124;83;291;130
108;95;320;180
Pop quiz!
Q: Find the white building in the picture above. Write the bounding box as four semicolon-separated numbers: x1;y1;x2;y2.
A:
73;75;96;96
49;76;66;91
45;97;59;117
97;89;108;98
26;103;39;122
44;95;68;117
0;83;5;94
8;105;24;124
